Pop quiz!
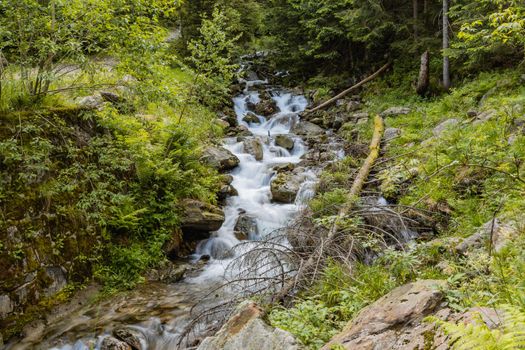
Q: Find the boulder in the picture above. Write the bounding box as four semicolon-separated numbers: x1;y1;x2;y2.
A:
274;135;294;151
456;219;517;254
322;280;447;350
202;146;240;172
101;336;132;350
114;328;145;350
383;128;401;142
0;294;13;319
100;91;124;104
180;199;225;240
472;110;497;126
43;266;67;297
243;113;261;124
147;262;188;283
346;100;362;112
234;214;259;240
243;138;264;161
270;172;303;203
197;301;302;350
254;98;278;116
433;118;459;136
380;107;411;118
218;185;238;201
291;121;325;137
77;95;105;110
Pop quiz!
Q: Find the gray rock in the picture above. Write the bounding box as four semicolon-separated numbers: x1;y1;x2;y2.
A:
201;146;240;172
243;138;264;161
100;91;124;104
234;214;259;240
384;127;401;141
243;113;261;124
473;110;497;126
380;107;411;118
322;280;447;350
356;118;368;126
180;199;225;238
0;294;13;319
43;266;67;297
346;100;362;112
275;135;294;151
467;109;478;118
198;301;302;350
433;118;459;136
101;336;132;350
352;112;370;120
270;172;303;203
77;95;105;110
291;121;325;137
114;327;145;350
254;98;277;116
456;219;517;254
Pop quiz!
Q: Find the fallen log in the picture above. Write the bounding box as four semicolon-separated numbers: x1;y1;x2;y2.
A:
275;115;385;302
303;63;390;115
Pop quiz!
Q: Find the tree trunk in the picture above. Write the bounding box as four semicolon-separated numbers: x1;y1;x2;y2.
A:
416;51;430;96
443;0;451;91
413;0;419;40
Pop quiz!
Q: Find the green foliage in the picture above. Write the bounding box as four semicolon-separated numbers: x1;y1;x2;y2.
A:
188;8;240;107
430;305;525;349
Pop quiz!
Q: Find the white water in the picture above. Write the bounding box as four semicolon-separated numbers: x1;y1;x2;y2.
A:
18;81;320;350
189;87;316;283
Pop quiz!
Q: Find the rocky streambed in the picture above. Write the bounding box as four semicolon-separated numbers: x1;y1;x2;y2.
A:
5;71;346;350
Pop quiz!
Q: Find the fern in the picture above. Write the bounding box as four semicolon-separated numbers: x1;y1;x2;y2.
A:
429;305;525;349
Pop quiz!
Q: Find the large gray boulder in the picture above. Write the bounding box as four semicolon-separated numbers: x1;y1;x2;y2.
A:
291;121;324;137
198;301;302;350
433;118;459;136
243;138;264;161
234;214;259;240
270;172;303;203
181;199;225;239
456;218;517;254
322;280;447;350
202;146;240;172
274;135;294;151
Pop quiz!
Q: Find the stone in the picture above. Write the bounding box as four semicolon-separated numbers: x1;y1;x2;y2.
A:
243;138;264;161
291;121;325;137
243;113;261;124
254;98;278;116
198;301;302;350
114;327;145;350
467;109;478;118
218;185;238;201
215;119;230;129
270;172;303;203
456;219;517;254
77;95;105;110
352;112;370;120
384;127;401;141
43;266;67;297
148;262;188;283
380;107;411;118
346;100;362;112
433;118;459;136
100;91;124;104
101;336;132;350
0;294;14;319
180;199;225;239
274;135;294;151
322;280;447;350
473;109;497;126
356;118;368;126
234;214;259;240
201;146;240;172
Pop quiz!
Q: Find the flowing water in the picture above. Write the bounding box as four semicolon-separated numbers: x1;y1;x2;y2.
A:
8;78;320;350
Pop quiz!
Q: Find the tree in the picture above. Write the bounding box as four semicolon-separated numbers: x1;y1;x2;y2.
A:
443;0;451;91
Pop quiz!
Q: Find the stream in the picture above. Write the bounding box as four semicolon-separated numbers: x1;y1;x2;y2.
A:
8;76;329;350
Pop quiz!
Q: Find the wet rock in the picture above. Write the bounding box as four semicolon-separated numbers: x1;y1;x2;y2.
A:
114;327;145;350
215;119;230;129
273;162;296;173
218;185;238;201
198;301;302;350
148;262;188;283
433;118;459;136
380;107;411;118
456;219;517;254
234;214;259;240
322;280;447;350
291;121;325;137
218;110;238;127
180;199;225;239
243;113;261;124
100;91;124;104
270;172;303;203
274;134;294;151
243;138;264;161
101;336;132;350
201;146;240;172
254;97;277;116
0;294;14;319
43;266;67;297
